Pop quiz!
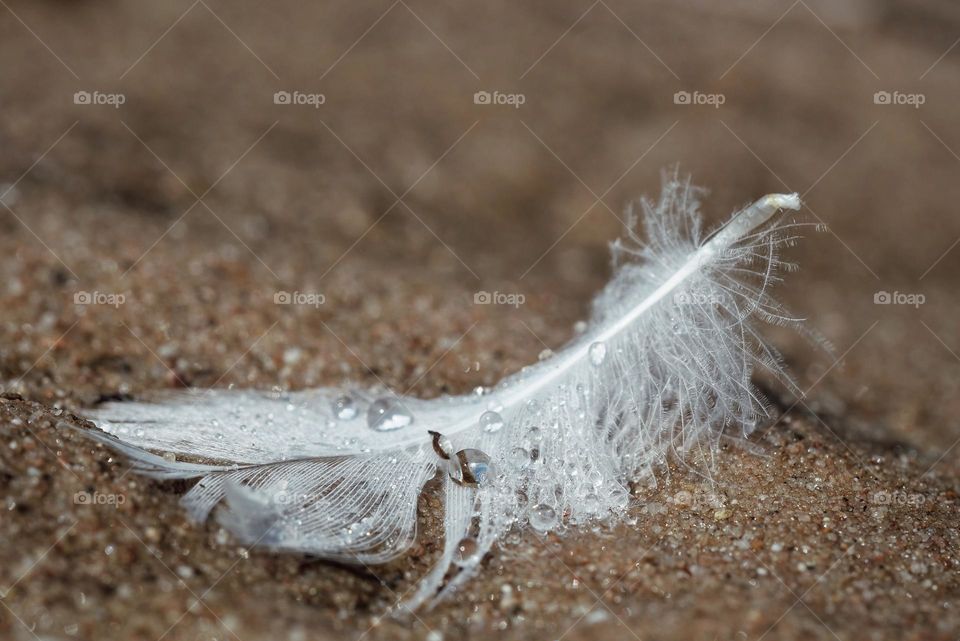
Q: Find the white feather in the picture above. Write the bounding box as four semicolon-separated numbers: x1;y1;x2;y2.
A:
78;174;808;609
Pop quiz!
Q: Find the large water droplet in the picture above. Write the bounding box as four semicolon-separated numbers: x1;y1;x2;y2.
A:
448;448;494;486
479;410;504;433
588;341;607;367
529;503;559;532
333;395;357;420
366;397;413;431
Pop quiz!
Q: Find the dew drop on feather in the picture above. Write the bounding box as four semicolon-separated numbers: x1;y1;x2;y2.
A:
333;394;357;420
529;503;559;532
508;447;531;470
366;398;413;431
588;341;607;367
449;448;494;486
479;410;504;433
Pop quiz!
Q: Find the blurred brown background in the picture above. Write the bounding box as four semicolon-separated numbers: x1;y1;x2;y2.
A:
1;1;959;640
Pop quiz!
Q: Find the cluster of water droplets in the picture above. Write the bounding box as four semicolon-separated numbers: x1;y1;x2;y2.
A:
315;336;623;544
470;359;635;541
329;393;414;432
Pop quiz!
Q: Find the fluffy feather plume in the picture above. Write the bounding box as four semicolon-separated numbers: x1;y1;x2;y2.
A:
77;174;809;610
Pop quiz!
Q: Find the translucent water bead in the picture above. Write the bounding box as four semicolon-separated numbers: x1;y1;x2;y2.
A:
528;503;559;532
333;394;357;420
588;341;607;366
448;448;494;486
367;397;413;431
479;410;504;433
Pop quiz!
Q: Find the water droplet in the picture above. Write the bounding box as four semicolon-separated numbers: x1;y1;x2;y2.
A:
448;448;494;486
479;410;504;433
134;428;145;438
582;492;601;514
508;447;531;470
366;397;413;431
454;537;480;566
538;349;554;361
529;503;559;532
588;341;607;367
333;395;358;420
573;320;588;334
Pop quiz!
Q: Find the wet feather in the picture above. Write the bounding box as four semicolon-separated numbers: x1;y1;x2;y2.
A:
78;173;810;609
